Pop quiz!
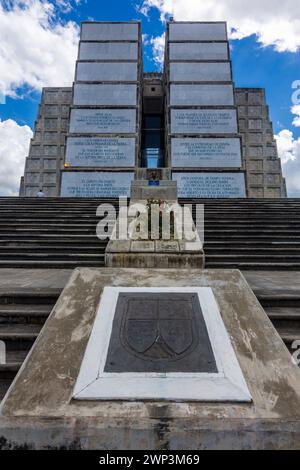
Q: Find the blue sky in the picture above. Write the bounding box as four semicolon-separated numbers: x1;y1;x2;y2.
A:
0;0;300;196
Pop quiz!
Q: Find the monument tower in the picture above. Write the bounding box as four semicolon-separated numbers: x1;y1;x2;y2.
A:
54;20;285;199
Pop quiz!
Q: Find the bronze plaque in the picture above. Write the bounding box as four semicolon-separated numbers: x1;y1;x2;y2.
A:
104;293;217;373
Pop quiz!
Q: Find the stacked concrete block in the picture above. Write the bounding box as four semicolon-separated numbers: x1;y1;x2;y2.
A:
61;22;142;197
164;21;246;198
235;88;287;198
20;88;72;197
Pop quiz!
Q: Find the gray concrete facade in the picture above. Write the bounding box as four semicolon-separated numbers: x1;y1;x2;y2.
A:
18;21;287;199
19;88;72;197
60;21;142;198
236;88;287;198
164;21;246;198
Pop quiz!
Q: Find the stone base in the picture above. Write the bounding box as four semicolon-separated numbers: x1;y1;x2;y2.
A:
105;240;205;268
131;180;177;200
1;268;300;449
105;198;204;268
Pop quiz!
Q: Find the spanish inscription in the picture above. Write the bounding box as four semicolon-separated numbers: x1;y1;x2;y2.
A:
171;109;238;134
69;109;136;134
173;172;246;198
61;172;134;197
171;138;241;167
66;137;136;167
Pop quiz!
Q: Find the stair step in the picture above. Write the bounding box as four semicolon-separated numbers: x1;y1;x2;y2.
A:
0;323;41;339
6;349;30;363
0;291;60;305
266;307;300;320
0;304;52;324
0;379;13;401
0;253;104;260
277;328;300;345
0;260;104;268
206;262;300;270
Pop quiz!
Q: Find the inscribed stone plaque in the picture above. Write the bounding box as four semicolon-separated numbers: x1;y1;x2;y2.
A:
72;286;252;402
169;22;227;41
70;109;136;134
76;62;138;82
170;84;234;106
61;171;134;197
73;84;137;106
171;138;241;168
104;293;217;373
170;62;231;82
79;42;138;61
65;137;136;167
81;22;139;41
173;172;246;198
169;42;228;61
171;109;238;134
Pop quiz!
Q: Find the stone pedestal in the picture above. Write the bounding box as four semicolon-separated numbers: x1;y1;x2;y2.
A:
131;180;178;201
1;268;300;449
106;239;204;269
105;196;204;268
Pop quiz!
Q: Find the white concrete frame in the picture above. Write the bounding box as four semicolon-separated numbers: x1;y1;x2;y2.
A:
73;287;252;402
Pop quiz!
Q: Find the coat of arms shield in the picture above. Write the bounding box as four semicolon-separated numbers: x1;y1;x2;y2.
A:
121;296;197;361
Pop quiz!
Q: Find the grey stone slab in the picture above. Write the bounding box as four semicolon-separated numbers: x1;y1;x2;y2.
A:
173;172;246;198
73;84;137;106
130;180;178;200
60;171;134;197
79;42;138;61
170;62;231;82
65;137;136;167
105;252;204;269
171;138;241;168
69;109;136;134
131;241;155;252
169;42;228;61
76;62;138;82
169;22;227;41
170;84;234;106
155;241;179;252
106;240;131;253
81;22;139;41
0;269;72;290
104;292;217;373
171;109;238;134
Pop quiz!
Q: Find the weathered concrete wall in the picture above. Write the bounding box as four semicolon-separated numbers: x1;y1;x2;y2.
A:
20;87;72;197
235;88;287;198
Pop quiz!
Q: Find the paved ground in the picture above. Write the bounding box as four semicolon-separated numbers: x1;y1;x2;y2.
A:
0;269;72;290
243;271;300;295
0;268;299;294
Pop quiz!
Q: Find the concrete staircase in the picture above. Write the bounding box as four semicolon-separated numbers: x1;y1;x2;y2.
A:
255;292;300;355
180;198;300;270
1;197;300;270
0;289;60;401
0;197;300;400
0;197;120;269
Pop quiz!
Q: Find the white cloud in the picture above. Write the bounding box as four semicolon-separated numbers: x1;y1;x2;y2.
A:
0;0;79;97
140;0;300;53
275;129;300;197
149;32;165;69
291;105;300;127
0;119;33;196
